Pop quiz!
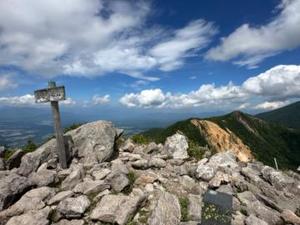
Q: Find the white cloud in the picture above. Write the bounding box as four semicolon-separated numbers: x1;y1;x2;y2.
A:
243;65;300;100
0;75;18;91
150;20;217;71
92;94;110;105
0;94;35;105
206;0;300;68
0;0;216;80
120;64;300;109
254;100;290;110
61;97;77;106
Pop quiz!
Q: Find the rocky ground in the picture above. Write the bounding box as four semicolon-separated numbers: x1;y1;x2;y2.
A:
0;121;300;225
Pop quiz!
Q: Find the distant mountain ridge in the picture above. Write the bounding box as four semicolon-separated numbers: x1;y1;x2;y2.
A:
256;101;300;129
140;110;300;169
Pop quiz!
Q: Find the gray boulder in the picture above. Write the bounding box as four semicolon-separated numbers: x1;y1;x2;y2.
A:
73;178;110;195
188;194;202;221
47;190;73;205
0;187;55;220
107;172;130;192
164;133;189;160
245;215;268;225
148;191;181;225
18;139;57;176
57;195;90;219
61;164;85;190
53;219;85;225
0;172;33;210
67;121;122;166
196;164;215;181
90;193;145;225
280;209;300;225
29;164;57;187
6;206;51;225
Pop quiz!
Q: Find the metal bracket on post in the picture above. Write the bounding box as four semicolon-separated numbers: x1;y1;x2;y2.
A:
34;81;68;169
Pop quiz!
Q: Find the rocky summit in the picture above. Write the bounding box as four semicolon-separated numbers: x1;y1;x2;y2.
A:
0;121;300;225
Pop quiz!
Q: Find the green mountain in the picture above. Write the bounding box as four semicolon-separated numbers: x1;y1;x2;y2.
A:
136;111;300;170
256;101;300;129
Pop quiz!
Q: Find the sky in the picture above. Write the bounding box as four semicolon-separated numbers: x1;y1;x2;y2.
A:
0;0;300;117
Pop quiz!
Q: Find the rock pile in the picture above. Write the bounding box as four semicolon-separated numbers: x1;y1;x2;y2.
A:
0;121;299;225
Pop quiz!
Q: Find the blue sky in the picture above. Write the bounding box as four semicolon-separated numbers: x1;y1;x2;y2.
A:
0;0;300;115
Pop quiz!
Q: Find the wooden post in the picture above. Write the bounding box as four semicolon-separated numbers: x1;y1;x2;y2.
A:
34;81;68;169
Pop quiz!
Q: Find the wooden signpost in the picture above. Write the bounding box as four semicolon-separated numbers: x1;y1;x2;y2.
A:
34;81;68;169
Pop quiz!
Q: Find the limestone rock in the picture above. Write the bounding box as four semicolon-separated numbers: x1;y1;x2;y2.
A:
0;187;54;220
245;215;268;225
53;219;85;225
73;178;110;195
61;164;85;190
107;172;129;192
148;191;181;225
281;209;300;225
90;194;145;225
91;168;111;180
131;159;149;169
6;206;51;225
6;149;25;170
30;167;57;187
67;121;121;166
149;158;167;168
164;133;189;160
187;194;202;221
209;171;231;188
47;190;73;205
0;172;33;210
196;164;215;181
57;195;90;219
18;139;57;176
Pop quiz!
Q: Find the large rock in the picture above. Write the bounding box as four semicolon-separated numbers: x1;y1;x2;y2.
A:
148;191;181;225
18;139;57;176
188;194;202;221
237;191;283;225
67;121;122;166
6;149;25;170
90;193;145;225
0;187;55;220
280;209;300;225
0;172;33;210
47;190;73;205
18;121;121;176
29;164;57;187
73;178;110;195
6;206;51;225
245;215;268;225
61;164;85;190
57;195;90;219
164;133;189;160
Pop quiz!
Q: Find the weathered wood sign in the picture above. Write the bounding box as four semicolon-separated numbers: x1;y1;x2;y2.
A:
34;86;65;103
34;81;68;169
201;190;233;225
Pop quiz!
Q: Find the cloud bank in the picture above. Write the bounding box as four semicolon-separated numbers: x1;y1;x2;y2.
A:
120;65;300;110
0;0;216;80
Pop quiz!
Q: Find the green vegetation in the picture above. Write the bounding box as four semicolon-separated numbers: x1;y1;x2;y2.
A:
22;139;37;153
141;119;208;146
123;171;137;195
202;203;231;224
179;196;189;222
257;101;300;129
209;111;300;169
131;134;149;144
187;140;207;160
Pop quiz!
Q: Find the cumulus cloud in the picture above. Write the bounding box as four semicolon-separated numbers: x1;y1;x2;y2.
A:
120;65;300;109
0;75;18;91
206;0;300;68
0;94;76;106
0;94;35;105
92;94;110;105
243;65;300;100
254;100;290;110
0;0;216;80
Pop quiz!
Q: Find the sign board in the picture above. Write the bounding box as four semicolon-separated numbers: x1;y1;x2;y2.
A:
201;190;232;225
34;86;65;103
